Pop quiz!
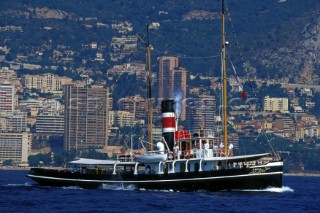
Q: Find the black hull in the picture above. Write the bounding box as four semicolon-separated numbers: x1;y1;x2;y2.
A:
27;165;283;192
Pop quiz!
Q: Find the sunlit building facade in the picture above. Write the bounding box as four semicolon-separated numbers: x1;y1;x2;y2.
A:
0;132;32;164
64;85;109;150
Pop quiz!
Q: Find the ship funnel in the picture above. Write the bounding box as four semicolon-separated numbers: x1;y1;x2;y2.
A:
161;99;175;151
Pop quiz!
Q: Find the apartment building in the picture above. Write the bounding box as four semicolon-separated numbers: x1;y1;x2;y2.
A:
187;94;216;130
273;117;294;139
157;56;189;120
0;67;22;91
21;73;72;93
0;132;32;164
36;114;64;135
64;85;109;150
263;96;289;112
114;110;135;127
157;56;179;102
0;83;15;112
107;62;146;80
118;95;147;119
1;110;28;132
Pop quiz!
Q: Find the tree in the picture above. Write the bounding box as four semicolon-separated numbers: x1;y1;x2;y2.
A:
5;52;16;61
258;83;287;99
28;153;51;167
190;75;211;87
80;149;109;159
55;66;65;77
2;159;14;166
310;92;320;118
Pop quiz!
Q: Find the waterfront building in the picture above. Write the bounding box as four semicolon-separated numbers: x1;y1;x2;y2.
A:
0;132;32;164
64;85;109;151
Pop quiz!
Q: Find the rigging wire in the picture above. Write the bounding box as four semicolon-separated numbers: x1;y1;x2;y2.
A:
131;17;221;61
225;0;279;157
112;4;279;155
137;42;221;60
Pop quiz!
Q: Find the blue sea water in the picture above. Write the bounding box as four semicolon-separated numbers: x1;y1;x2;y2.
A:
0;170;319;213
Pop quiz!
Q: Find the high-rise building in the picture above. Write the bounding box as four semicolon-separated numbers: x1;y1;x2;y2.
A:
187;94;216;131
157;57;189;120
0;132;32;164
64;85;109;151
0;83;15;112
173;67;189;120
157;56;179;102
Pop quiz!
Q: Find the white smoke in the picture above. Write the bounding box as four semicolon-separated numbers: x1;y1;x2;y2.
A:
174;89;183;118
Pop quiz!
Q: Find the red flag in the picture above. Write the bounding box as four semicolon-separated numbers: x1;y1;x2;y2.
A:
242;90;247;100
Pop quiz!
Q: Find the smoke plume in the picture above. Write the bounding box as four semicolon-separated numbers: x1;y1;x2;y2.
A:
174;89;183;118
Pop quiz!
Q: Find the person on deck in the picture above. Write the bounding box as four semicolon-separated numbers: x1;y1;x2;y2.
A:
219;142;224;149
228;142;234;156
204;141;209;157
219;142;225;157
173;143;179;159
213;143;219;157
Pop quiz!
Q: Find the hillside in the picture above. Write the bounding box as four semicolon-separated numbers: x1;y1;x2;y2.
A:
0;0;320;84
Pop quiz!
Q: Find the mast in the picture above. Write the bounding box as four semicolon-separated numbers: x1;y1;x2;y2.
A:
104;87;109;152
136;24;154;151
146;24;153;151
221;0;229;156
